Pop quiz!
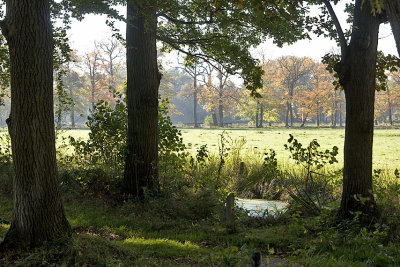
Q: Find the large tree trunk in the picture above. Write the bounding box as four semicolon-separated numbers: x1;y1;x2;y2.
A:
0;0;70;251
336;0;379;219
123;1;160;197
385;0;400;56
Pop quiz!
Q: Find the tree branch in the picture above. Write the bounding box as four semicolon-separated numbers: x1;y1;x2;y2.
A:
158;35;223;71
157;13;213;25
322;0;347;57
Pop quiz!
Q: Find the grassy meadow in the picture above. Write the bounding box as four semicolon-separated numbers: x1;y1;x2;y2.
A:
2;127;400;266
61;127;400;169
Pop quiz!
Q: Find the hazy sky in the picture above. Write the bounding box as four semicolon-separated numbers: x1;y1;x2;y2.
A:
68;3;398;63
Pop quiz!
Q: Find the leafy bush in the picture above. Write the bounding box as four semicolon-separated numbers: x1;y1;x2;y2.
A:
69;90;127;176
66;90;186;195
284;134;340;216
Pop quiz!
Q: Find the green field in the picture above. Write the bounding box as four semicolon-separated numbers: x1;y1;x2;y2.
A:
61;127;400;169
180;127;400;169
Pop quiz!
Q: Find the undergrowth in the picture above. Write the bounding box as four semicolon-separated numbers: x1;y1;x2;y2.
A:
1;101;400;265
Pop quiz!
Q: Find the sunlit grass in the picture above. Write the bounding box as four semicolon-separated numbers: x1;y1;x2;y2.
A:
56;127;400;169
179;127;400;169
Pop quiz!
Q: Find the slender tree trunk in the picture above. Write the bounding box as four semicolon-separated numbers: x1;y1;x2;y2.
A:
255;101;259;128
289;88;294;127
123;1;160;197
316;105;320;127
259;105;264;128
109;55;115;89
332;90;338;128
193;73;199;128
71;110;75;128
0;0;70;251
387;84;393;126
285;101;290;127
56;114;62;130
334;110;338;128
69;88;75;128
337;0;379;219
300;112;308;127
212;109;218;126
289;102;293;127
91;81;95;109
218;92;223;127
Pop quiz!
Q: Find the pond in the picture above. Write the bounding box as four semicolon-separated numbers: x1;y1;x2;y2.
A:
235;198;287;217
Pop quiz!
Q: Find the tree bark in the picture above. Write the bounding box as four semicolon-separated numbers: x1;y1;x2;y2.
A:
336;0;379;219
123;1;160;197
0;0;70;251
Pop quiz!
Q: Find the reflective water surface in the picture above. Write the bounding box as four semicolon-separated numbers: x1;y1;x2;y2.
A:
235;198;287;217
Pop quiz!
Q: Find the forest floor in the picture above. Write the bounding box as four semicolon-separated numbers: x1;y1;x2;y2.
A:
1;191;400;266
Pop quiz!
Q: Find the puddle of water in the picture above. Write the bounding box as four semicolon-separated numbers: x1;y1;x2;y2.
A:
235;198;287;217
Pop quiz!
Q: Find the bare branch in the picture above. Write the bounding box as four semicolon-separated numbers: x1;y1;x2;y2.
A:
322;0;348;57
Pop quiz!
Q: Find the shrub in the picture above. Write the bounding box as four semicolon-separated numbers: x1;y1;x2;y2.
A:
284;134;340;216
66;90;186;195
